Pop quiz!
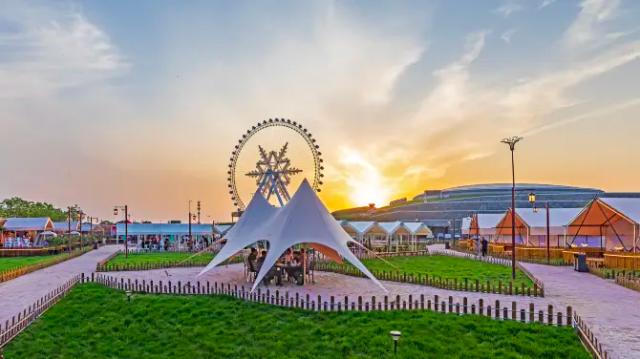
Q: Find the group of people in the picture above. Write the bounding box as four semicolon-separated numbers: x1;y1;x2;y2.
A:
2;234;37;248
246;247;308;286
134;235;214;252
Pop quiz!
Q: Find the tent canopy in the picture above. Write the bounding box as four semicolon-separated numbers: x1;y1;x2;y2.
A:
469;213;504;236
343;221;376;236
52;221;79;232
198;191;280;273
567;198;640;251
3;217;53;231
496;208;583;236
199;179;386;292
402;222;432;236
461;217;472;235
377;221;403;236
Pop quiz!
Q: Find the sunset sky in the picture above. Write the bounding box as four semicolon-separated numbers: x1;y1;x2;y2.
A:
1;0;640;223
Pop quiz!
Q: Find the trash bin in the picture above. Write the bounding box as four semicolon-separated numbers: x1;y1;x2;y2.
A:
573;253;589;272
445;242;450;250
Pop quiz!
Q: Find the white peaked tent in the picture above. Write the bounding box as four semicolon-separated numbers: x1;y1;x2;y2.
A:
199;179;386;292
251;180;386;292
198;191;279;275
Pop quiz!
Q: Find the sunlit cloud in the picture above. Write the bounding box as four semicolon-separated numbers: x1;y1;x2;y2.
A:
563;0;621;48
0;3;128;99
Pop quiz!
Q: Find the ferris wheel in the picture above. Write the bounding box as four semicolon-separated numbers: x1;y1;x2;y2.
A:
227;118;324;211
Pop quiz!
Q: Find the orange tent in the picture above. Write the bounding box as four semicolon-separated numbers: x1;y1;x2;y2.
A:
493;209;528;245
567;198;640;252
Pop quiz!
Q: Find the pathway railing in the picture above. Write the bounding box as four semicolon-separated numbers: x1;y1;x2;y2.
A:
434;248;546;295
574;314;610;359
0;274;81;348
96;250;238;272
91;272;561;322
314;259;544;297
452;242;567;266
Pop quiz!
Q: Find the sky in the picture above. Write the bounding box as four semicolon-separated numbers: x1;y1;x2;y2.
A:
1;0;640;223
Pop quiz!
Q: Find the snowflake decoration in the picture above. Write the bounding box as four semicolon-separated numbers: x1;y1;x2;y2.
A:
245;143;302;205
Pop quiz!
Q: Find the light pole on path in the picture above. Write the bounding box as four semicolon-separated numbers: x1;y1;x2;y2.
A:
501;136;522;280
529;192;551;264
114;205;129;258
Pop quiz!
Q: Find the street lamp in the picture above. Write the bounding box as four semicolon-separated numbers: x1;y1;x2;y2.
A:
67;205;79;253
528;192;537;212
188;201;197;250
501;136;523;280
114;205;129;258
389;330;401;354
77;210;84;251
528;192;551;264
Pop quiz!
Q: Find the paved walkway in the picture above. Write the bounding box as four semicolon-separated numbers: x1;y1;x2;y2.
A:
520;262;640;359
0;245;121;327
1;244;639;358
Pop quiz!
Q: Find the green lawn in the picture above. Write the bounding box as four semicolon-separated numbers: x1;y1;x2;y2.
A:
106;251;214;267
359;255;533;288
4;284;588;359
0;253;71;272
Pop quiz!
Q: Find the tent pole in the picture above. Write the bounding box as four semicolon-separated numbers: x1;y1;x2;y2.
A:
595;201;627;251
352;241;400;270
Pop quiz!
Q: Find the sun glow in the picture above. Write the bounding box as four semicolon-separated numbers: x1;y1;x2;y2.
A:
340;148;393;207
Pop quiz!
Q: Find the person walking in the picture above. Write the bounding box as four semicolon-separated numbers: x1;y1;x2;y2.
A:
481;237;488;257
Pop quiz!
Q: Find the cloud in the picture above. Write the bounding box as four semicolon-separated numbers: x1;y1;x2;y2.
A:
363;46;425;104
413;30;488;128
0;2;128;99
501;28;518;44
523;97;640;136
502;40;640;119
494;1;524;17
563;0;621;48
539;0;556;9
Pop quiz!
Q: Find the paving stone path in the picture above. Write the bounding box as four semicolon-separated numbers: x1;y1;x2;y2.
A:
2;244;639;358
0;245;121;327
519;261;640;359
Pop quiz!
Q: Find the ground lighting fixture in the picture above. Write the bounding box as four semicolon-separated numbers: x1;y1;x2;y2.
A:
389;330;401;354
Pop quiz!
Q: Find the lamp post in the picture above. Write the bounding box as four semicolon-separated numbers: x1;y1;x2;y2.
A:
501;136;523;280
114;205;129;258
389;330;401;354
77;210;84;251
67;206;72;252
529;192;551;264
67;205;79;252
188;201;197;250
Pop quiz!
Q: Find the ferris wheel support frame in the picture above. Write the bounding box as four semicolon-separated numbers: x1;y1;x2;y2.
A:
227;118;324;211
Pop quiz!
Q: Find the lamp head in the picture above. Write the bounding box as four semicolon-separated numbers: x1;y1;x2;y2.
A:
500;136;523;150
528;192;536;204
390;330;401;341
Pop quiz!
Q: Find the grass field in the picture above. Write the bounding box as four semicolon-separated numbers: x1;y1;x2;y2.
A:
0;253;71;272
106;251;214;267
359;255;534;288
3;284;588;359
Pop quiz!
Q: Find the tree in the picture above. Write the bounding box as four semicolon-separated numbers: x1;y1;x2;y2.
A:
0;197;69;221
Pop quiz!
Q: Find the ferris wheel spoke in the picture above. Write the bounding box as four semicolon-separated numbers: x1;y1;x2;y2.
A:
227;119;324;211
